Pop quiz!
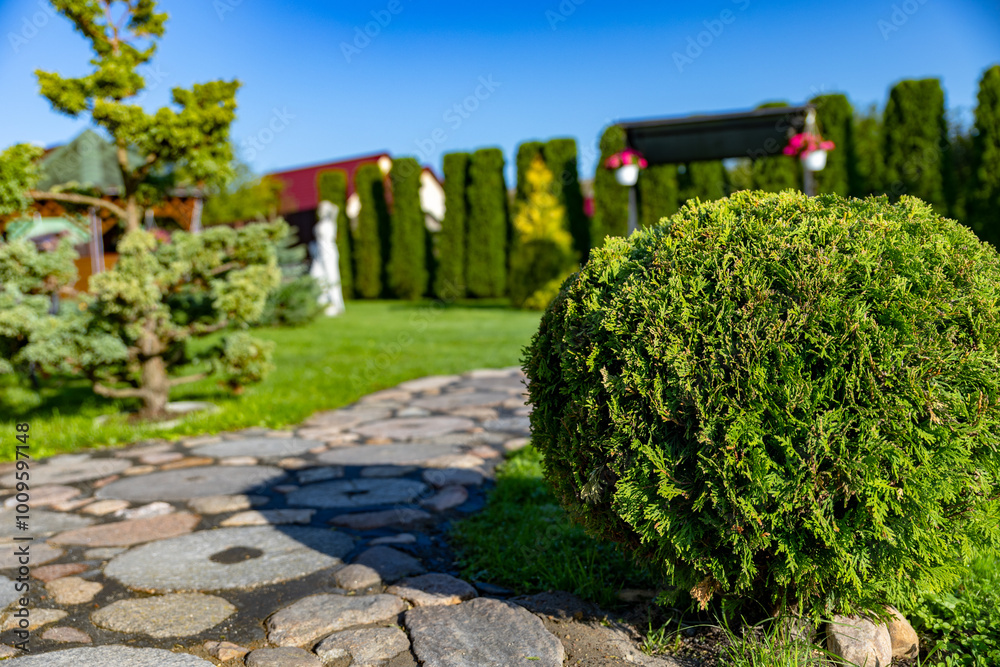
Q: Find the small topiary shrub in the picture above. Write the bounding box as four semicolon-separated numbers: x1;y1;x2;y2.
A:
524;190;1000;620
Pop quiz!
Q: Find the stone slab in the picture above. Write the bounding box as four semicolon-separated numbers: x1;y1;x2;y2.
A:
95;466;286;502
316;443;461;467
329;508;433;530
387;573;478;607
1;645;215;665
315;626;411;666
2;485;80;509
353;546;425;582
405;597;565;667
409;392;510;412
105;526;352;592
187;494;268;515
49;512;200;547
219;509;314;526
0;575;19;610
0;510;93;539
266;593;405;647
190;438;321;460
245;647;321;667
41;627;92;644
0;542;63;569
285;478;428;509
353;416;476;441
46;577;102;605
92;593;236;637
333;564;381;590
0;458;130;487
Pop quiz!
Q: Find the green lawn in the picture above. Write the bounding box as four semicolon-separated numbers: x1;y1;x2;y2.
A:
1;301;541;460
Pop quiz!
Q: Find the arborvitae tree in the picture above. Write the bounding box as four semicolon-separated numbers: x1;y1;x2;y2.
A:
883;78;949;212
970;64;1000;247
353;163;387;299
515;141;545;205
850;104;884;197
592;125;628;248
750;102;800;192
316;169;352;299
435;152;469;299
31;0;238;231
637;164;679;228
386;157;427;300
811;93;853;195
543;137;589;259
680;161;727;204
465;148;508;298
508;155;576;310
945;120;974;224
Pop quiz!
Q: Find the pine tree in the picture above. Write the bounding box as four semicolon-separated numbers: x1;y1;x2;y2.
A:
811;94;853;195
316;169;352;299
465;148;508;298
970;64;1000;247
353;163;387;299
435;152;469;299
387;157;428;300
638;164;679;228
508;155;576;310
849;104;884;197
543;138;589;259
592;125;628;248
883;78;949;212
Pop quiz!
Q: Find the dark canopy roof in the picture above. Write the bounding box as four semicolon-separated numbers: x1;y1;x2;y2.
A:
619;105;812;164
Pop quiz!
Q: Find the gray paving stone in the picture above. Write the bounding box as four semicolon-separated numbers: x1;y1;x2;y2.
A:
40;626;92;643
333;563;381;590
420;485;469;512
83;547;125;560
0;575;19;610
219;509;314;526
191;438;320;459
187;494;268;514
296;466;344;484
387;573;478;607
285;478;428;509
409;392;510;412
359;465;418;478
2;485;80;509
0;541;62;569
114;501;174;519
315;626;411;666
316;443;461;467
266;593;405;647
301;407;393;431
92;593;235;637
82;499;130;516
329;508;433;530
0;607;66;631
405;597;565;667
1;645;215;665
95;465;286;502
370;533;417;546
49;512;200;547
105;526;353;592
353;546;425;582
353;416;476;441
0;509;94;539
245;647;321;667
396;374;461;392
483;417;532;434
0;458;130;487
422;468;485;488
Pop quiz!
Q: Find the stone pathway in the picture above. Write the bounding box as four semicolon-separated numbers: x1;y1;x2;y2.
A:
0;368;680;666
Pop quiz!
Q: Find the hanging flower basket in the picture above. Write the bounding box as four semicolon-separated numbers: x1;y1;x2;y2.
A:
784;132;835;172
606;149;648;186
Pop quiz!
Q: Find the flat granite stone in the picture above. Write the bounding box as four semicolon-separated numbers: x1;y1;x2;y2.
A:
405;597;565;667
95;465;286;502
301;407;393;431
0;575;19;610
422;468;484;488
315;626;411;666
329;508;433;530
32;563;88;583
353;546;425;582
105;526;353;592
387;573;478;607
92;593;235;637
40;626;92;644
370;533;417;546
409;392;510;412
1;645;215;665
397;374;461;392
82;499;130;516
49;512;200;547
46;576;103;604
0;608;66;631
296;466;344;484
187;494;268;514
0;510;94;539
483;417;532;434
2;485;79;509
266;593;406;647
0;543;62;569
190;438;321;460
0;458;130;487
115;501;174;520
353;416;476;441
359;465;418;478
219;509;314;526
317;443;461;467
285;478;428;509
333;564;381;590
420;485;469;512
245;647;321;667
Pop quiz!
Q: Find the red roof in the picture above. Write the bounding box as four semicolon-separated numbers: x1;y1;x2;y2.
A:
268;152;390;215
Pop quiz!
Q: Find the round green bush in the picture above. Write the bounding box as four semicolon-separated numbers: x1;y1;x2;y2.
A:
524;190;1000;619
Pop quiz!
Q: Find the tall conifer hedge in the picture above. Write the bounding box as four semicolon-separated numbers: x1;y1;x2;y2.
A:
637;164;679;229
435;152;469;299
970;65;1000;247
883;78;949;213
387;157;427;300
592;125;628;248
353;162;387;298
465;147;508;297
811;94;853;195
544;137;589;258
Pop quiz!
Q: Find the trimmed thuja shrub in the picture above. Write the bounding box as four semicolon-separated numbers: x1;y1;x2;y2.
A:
435;152;469;299
387;157;428;300
465;147;508;298
970;64;1000;248
316;168;353;298
524;190;1000;620
544;137;589;259
592;125;628;247
353;162;388;299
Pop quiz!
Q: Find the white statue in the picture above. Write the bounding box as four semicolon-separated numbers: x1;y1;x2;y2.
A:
310;200;345;316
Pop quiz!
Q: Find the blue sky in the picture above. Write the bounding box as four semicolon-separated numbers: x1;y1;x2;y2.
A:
1;0;997;181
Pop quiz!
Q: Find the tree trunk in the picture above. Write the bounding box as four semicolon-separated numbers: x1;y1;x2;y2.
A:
125;195;140;232
137;355;170;419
